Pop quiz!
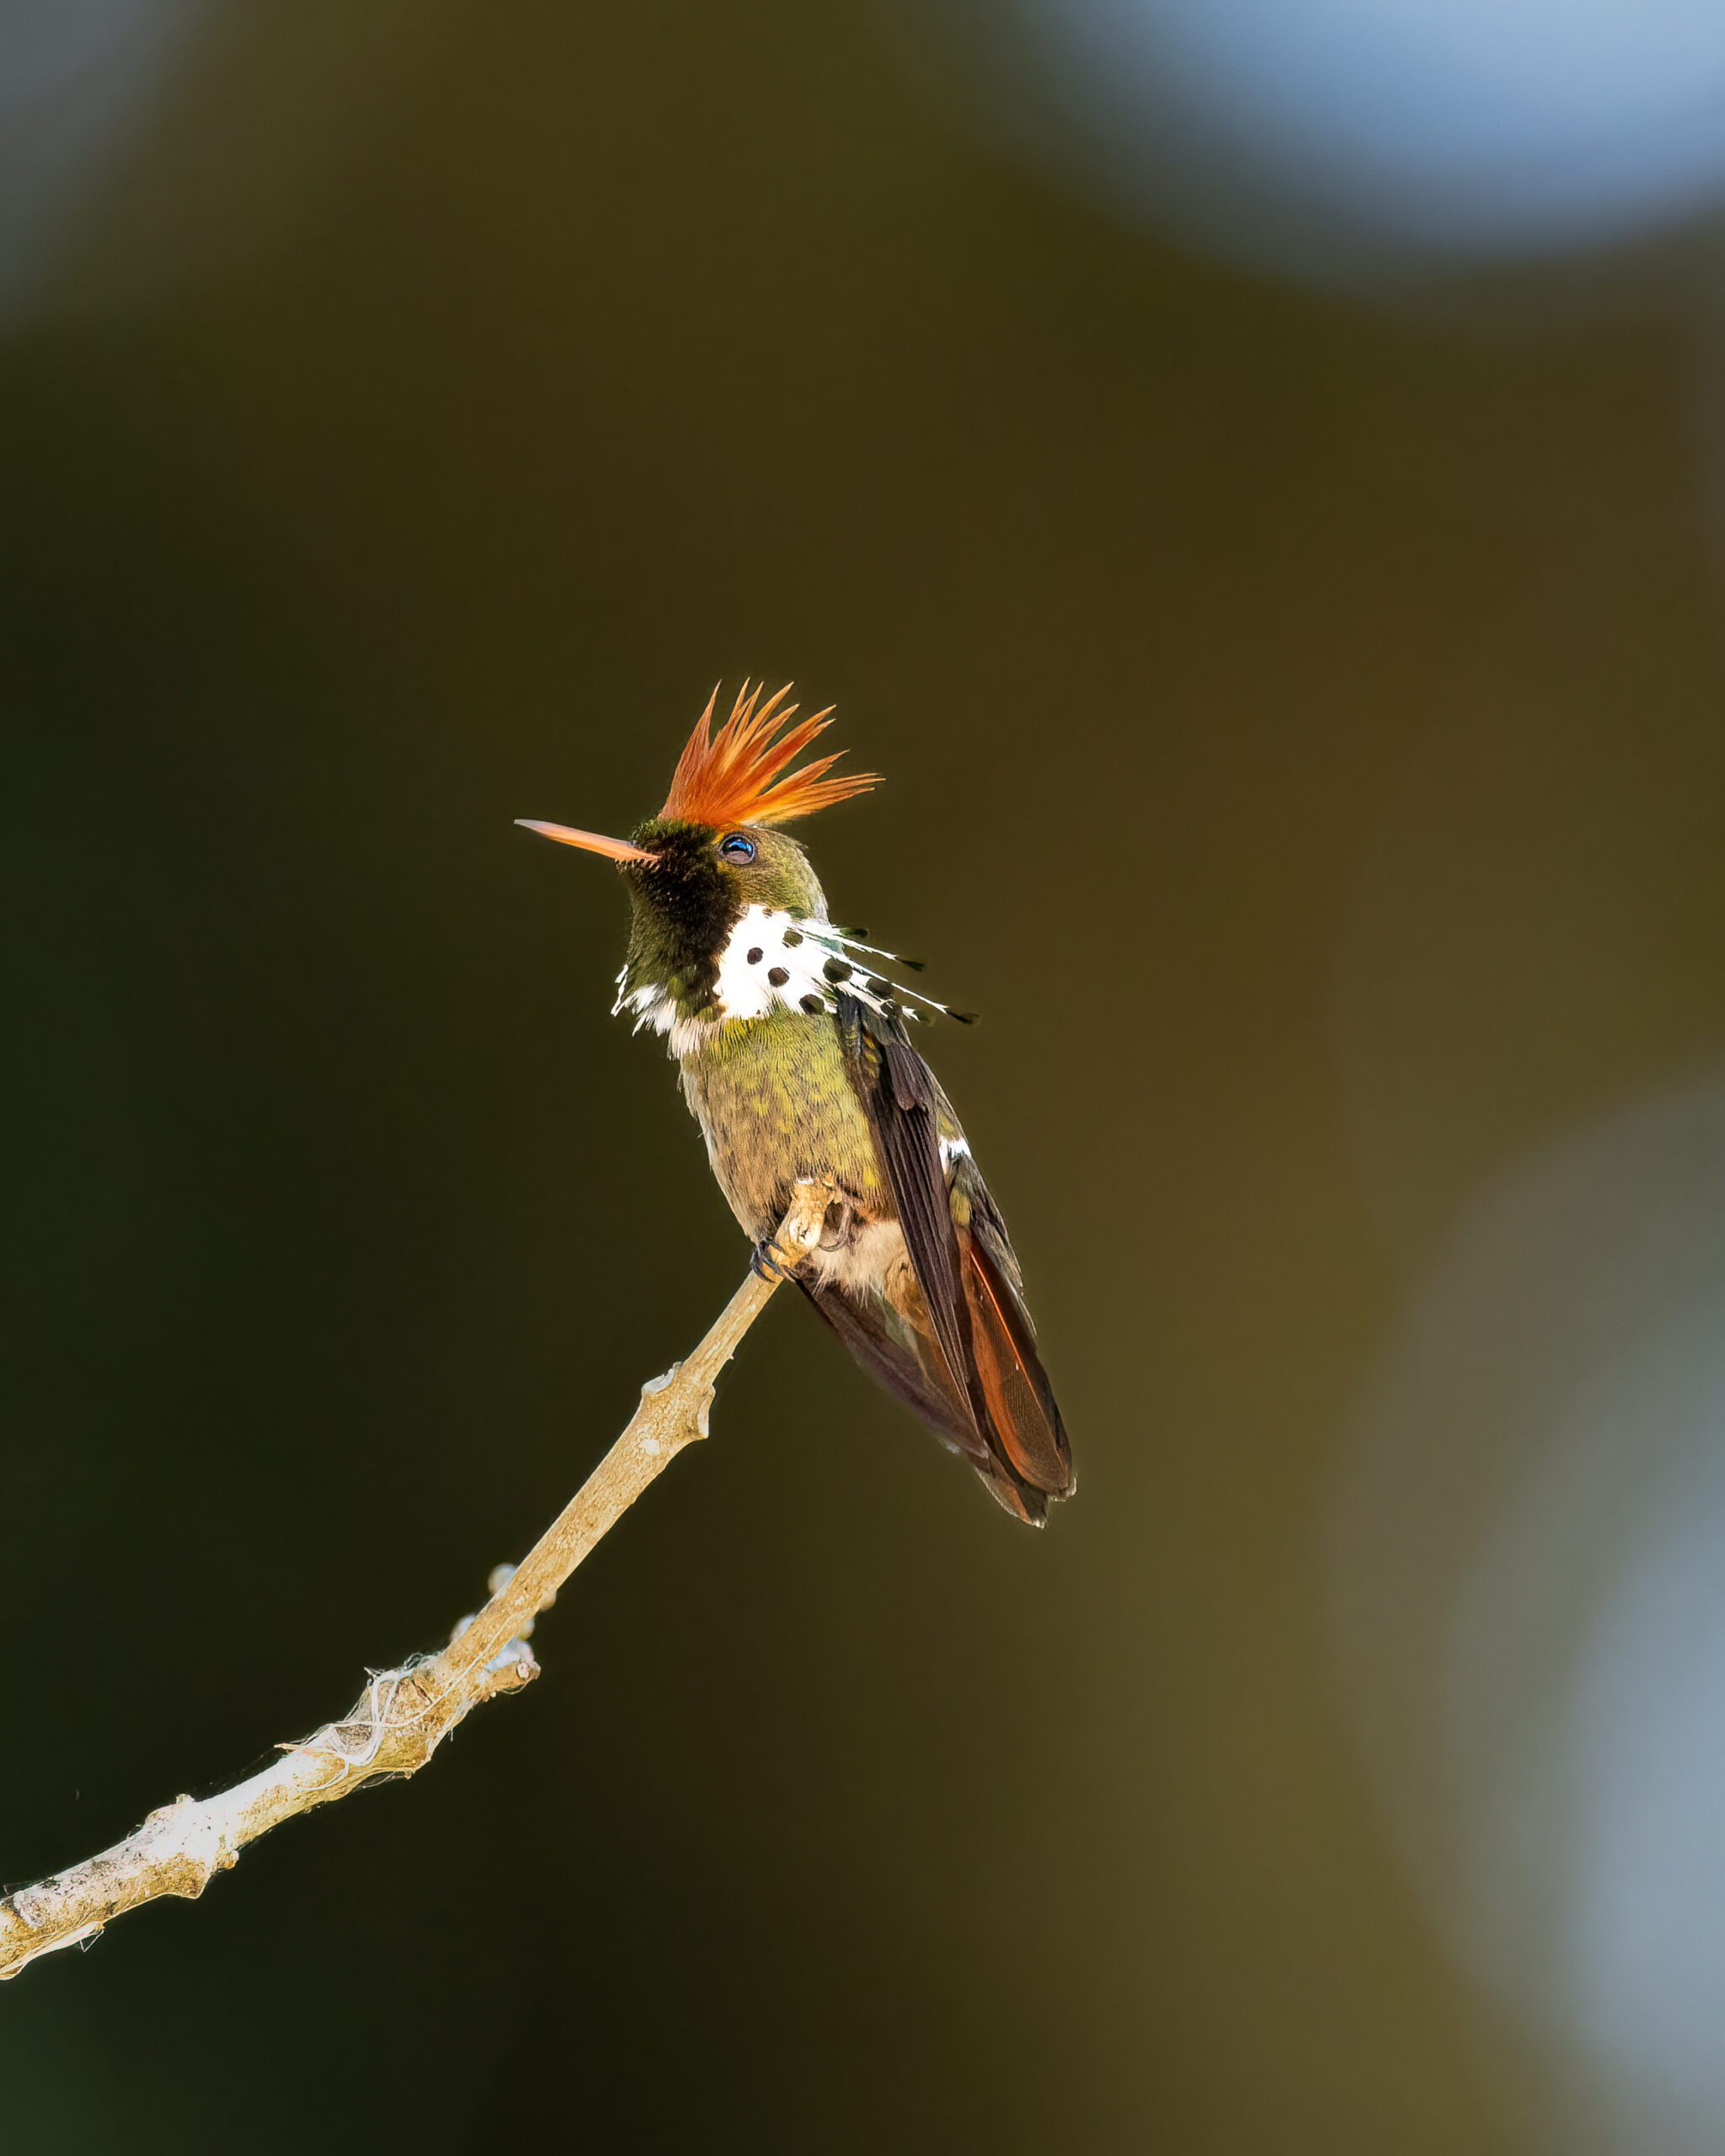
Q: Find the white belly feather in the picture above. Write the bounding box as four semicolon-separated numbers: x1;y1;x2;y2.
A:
802;1214;909;1296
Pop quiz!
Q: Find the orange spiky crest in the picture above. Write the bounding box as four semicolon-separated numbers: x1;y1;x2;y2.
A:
659;683;880;830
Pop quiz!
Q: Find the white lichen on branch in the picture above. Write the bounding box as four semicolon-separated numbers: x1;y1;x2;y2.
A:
0;1179;838;1982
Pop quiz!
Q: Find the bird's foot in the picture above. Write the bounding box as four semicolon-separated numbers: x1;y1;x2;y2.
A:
751;1237;800;1283
754;1176;844;1281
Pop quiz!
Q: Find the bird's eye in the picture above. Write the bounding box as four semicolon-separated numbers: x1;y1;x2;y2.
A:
718;832;756;864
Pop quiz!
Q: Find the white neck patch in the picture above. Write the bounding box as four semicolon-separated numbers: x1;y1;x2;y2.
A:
613;903;953;1058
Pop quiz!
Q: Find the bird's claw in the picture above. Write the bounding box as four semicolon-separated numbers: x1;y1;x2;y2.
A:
818;1194;855;1251
752;1238;798;1283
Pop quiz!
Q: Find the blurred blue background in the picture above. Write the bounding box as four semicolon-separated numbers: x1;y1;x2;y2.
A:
943;0;1725;272
6;3;1725;2149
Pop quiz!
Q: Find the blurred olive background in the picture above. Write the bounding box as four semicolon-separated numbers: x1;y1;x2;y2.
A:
8;4;1725;2152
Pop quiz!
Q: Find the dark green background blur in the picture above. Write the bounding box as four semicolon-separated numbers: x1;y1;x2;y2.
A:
7;6;1725;2152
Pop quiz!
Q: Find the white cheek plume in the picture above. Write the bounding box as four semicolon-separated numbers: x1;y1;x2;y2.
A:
615;904;973;1052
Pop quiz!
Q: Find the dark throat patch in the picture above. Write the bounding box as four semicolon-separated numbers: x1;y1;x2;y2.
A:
626;822;739;1013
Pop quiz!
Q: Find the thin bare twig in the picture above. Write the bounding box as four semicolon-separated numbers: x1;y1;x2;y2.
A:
0;1179;837;1982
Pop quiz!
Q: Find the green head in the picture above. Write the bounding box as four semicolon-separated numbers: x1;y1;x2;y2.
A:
517;684;974;1038
614;818;826;1022
515;682;878;1032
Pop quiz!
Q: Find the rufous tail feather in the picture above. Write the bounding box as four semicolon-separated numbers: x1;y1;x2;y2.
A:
960;1230;1073;1510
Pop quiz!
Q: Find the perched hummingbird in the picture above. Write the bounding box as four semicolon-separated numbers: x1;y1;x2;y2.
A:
519;684;1072;1524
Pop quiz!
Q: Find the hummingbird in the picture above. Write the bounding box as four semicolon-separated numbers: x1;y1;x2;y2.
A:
518;684;1072;1524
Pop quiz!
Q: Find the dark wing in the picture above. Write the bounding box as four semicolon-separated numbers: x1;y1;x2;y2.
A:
800;1284;983;1460
830;995;1072;1524
845;1002;976;1401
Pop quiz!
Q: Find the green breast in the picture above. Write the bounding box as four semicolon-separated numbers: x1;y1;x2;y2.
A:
677;1011;884;1241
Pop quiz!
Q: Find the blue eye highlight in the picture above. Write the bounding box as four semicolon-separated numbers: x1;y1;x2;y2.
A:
719;833;756;863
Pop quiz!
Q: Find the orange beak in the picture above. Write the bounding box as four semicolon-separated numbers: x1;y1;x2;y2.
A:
514;819;654;865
